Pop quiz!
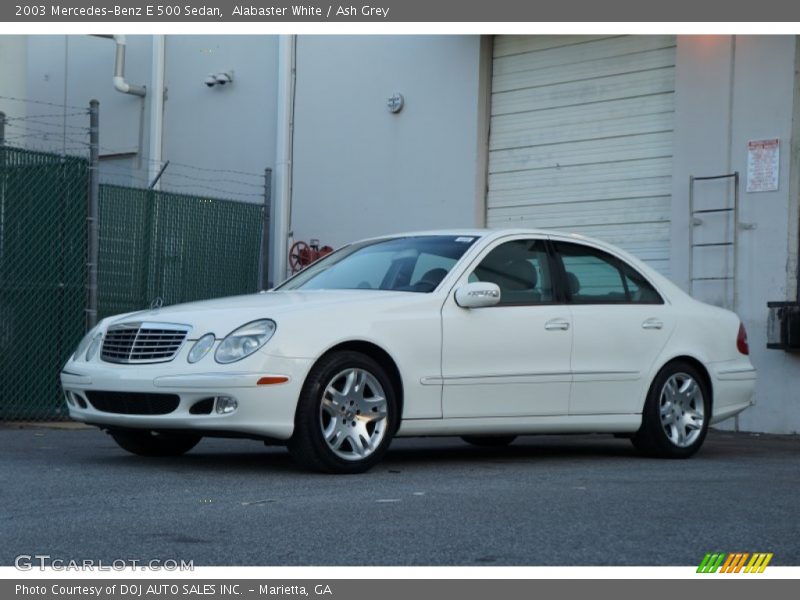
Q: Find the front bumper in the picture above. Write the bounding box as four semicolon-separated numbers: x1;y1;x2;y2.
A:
60;353;311;440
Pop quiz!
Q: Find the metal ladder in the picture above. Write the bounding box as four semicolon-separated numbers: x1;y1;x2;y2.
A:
688;172;740;311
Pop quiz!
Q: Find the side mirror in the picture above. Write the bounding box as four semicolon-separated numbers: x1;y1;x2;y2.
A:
455;282;501;309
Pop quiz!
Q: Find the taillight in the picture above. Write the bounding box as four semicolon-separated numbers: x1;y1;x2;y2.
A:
737;322;749;355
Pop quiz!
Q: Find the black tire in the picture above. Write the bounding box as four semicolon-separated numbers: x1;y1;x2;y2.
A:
288;351;399;474
109;430;201;457
631;360;711;459
461;435;517;447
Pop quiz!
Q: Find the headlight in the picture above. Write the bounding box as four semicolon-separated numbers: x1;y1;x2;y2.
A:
215;320;276;364
188;333;216;364
85;333;103;361
72;325;100;361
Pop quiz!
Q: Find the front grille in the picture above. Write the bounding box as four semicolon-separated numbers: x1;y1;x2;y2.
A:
101;322;190;364
85;391;180;415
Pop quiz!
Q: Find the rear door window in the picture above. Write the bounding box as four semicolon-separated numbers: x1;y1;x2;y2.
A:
553;241;663;304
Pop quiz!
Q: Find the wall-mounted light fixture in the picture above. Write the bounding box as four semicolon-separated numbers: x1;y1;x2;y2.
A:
387;92;404;113
204;71;234;88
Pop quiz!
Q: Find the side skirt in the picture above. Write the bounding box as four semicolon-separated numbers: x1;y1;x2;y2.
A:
396;414;642;437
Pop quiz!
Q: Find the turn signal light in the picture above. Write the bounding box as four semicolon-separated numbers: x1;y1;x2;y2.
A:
257;376;289;385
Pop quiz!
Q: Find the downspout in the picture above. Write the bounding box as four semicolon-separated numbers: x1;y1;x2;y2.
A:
270;35;296;284
148;35;166;189
93;35;147;97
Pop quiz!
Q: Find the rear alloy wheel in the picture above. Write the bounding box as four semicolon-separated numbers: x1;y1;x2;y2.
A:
110;430;201;457
632;361;710;458
289;351;397;474
461;435;517;447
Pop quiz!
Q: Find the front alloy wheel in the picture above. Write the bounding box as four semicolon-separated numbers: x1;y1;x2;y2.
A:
632;360;710;458
320;368;389;461
289;351;397;473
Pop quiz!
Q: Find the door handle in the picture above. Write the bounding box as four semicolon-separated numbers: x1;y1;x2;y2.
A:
545;318;570;331
642;318;664;330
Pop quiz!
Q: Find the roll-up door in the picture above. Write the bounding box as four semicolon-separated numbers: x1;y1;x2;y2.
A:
487;35;676;275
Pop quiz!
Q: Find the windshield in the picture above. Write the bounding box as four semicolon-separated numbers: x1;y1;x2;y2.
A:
276;235;479;293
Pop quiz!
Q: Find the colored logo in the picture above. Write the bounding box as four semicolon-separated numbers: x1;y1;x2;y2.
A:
697;552;773;573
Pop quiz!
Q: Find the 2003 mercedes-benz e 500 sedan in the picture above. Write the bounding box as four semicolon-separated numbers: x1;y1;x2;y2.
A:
61;229;756;473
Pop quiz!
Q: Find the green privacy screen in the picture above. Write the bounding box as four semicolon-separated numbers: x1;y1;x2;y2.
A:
0;148;265;421
0;147;88;420
98;185;264;320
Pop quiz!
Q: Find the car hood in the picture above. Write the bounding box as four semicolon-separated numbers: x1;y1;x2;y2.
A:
105;290;414;338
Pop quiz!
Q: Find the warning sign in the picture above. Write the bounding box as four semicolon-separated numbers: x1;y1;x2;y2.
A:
747;138;780;193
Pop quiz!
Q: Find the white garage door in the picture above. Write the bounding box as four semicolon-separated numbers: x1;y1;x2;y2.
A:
487;35;676;275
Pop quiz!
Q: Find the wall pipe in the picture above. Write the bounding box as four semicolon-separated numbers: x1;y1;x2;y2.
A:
270;35;296;284
93;35;147;97
148;35;166;189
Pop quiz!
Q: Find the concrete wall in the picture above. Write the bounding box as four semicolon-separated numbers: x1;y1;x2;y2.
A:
22;35;278;199
671;35;800;434
289;35;484;250
25;35;153;182
0;36;29;128
159;36;278;201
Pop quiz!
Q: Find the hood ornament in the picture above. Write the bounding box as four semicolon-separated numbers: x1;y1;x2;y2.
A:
150;296;164;310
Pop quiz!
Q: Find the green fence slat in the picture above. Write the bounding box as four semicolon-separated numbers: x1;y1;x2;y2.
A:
97;184;263;320
0;147;88;421
0;146;264;421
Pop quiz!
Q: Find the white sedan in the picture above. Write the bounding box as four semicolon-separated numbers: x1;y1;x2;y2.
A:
61;229;756;473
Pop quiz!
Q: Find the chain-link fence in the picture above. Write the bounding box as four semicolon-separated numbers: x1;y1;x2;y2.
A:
0;99;270;421
98;185;265;320
0;146;89;420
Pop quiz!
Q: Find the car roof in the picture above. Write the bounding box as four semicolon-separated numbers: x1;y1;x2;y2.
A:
360;228;659;276
360;227;607;246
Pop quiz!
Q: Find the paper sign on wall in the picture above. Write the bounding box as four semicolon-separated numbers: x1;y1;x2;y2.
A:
746;138;780;193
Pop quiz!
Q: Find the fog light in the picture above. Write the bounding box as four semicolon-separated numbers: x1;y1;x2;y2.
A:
214;396;238;414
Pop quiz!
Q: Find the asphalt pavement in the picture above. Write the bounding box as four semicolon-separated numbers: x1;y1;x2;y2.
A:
2;425;798;566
